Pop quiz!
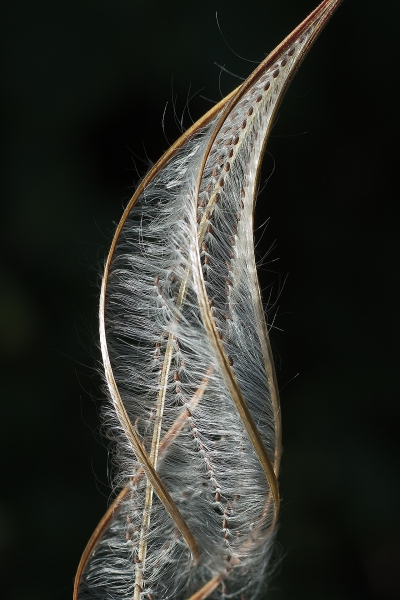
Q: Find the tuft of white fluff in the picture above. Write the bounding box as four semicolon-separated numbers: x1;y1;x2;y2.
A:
75;2;343;600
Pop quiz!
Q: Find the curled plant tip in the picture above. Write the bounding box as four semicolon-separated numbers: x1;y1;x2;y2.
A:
75;1;343;599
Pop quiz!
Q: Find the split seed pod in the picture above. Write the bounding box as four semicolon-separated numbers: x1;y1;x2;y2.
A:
75;2;343;599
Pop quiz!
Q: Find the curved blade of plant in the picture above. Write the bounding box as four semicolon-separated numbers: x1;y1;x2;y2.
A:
75;2;343;599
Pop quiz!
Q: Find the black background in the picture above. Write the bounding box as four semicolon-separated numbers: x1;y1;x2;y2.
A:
1;1;399;599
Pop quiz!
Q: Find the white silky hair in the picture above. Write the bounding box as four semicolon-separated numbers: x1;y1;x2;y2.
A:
75;2;343;600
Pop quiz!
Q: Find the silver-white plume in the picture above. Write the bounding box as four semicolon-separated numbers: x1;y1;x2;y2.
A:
74;2;343;599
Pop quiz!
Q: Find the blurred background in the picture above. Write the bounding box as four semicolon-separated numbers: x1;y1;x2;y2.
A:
1;1;399;598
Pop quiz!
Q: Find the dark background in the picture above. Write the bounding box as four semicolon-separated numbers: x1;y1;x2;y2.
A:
1;1;399;598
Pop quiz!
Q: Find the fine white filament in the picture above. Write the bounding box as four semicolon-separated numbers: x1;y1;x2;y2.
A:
74;2;343;600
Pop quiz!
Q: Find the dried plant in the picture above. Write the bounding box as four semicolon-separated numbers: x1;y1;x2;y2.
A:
74;2;343;599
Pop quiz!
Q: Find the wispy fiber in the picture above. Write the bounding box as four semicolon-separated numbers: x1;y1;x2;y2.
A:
75;2;343;599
